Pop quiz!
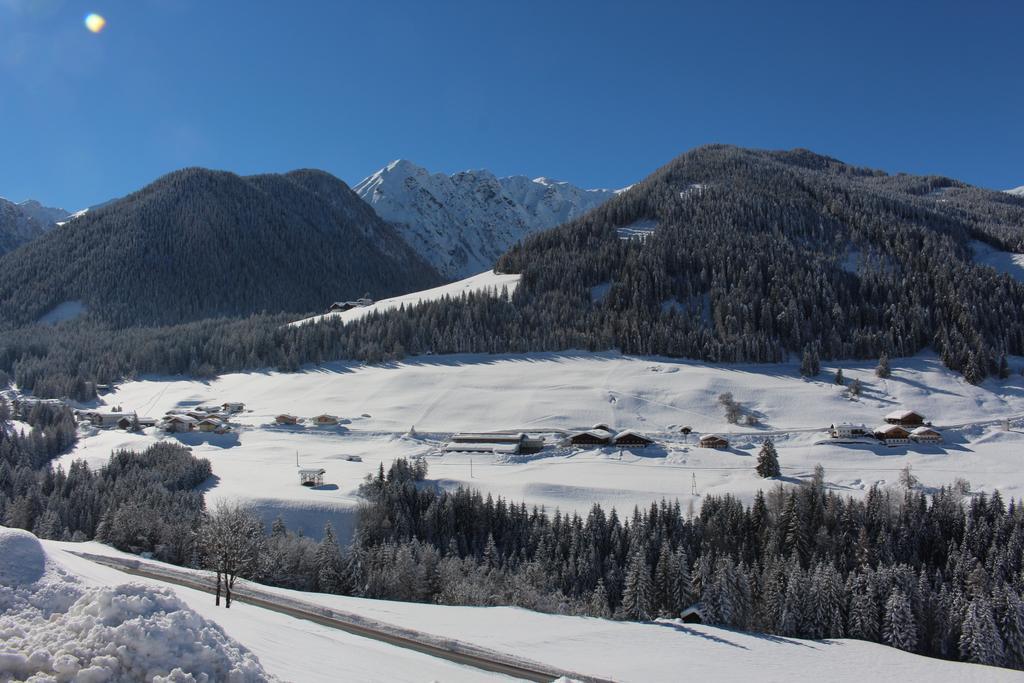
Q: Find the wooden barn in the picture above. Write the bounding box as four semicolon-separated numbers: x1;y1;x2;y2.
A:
197;417;224;433
699;434;729;449
613;430;654;448
569;430;614;447
884;410;925;426
312;414;340;427
275;414;300;425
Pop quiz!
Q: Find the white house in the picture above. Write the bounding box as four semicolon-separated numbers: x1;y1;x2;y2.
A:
830;423;868;438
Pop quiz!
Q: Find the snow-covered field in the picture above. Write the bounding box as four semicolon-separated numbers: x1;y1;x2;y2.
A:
56;350;1024;539
2;526;1017;683
290;269;520;327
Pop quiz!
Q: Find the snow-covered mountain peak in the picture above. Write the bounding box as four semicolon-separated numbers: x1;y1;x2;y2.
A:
1007;185;1024;196
355;161;621;279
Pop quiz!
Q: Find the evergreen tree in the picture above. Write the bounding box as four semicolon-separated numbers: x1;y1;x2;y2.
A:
834;368;844;385
960;597;1006;666
756;439;781;478
621;544;654;620
883;589;918;652
316;522;345;593
876;353;891;379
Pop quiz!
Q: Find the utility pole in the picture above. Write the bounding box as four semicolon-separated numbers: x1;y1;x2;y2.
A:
296;450;299;467
691;473;697;496
470;457;474;479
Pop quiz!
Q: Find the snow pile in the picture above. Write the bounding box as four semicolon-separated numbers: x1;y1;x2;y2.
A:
0;527;271;682
354;159;618;279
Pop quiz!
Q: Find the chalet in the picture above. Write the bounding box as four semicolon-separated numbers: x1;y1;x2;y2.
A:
874;424;911;446
162;415;198;433
115;415;138;431
197;417;224;433
275;414;300;426
222;402;245;414
137;417;158;428
299;468;326;487
699;434;729;449
312;414;340;427
612;430;655;448
910;426;943;444
445;432;544;455
327;298;374;314
85;411;137;429
830;423;868;439
344;455;363;462
569;430;614;447
884;410;925;427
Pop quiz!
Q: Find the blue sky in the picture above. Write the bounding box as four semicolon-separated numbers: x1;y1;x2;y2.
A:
1;0;1021;209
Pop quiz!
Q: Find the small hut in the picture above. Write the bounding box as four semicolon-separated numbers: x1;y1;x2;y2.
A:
275;414;300;426
299;468;326;487
312;414;340;427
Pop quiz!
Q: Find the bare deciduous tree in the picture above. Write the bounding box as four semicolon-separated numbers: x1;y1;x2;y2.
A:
199;502;265;608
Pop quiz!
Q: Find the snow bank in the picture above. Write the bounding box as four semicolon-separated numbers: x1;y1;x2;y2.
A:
0;528;46;587
0;527;271;682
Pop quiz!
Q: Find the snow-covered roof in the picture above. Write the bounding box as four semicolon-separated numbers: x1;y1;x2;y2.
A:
911;426;941;435
874;424;909;435
198;417;223;426
444;442;521;454
298;468;325;475
885;410;923;420
613;429;652;442
574;430;613;440
700;433;727;441
451;432;525;443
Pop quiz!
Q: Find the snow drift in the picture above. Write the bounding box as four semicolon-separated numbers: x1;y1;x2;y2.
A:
0;527;271;682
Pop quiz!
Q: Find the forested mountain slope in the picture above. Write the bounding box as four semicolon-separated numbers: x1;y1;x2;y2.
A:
0;168;443;327
332;146;1024;380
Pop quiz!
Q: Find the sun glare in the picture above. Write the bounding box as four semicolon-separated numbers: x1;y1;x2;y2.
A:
84;13;106;34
